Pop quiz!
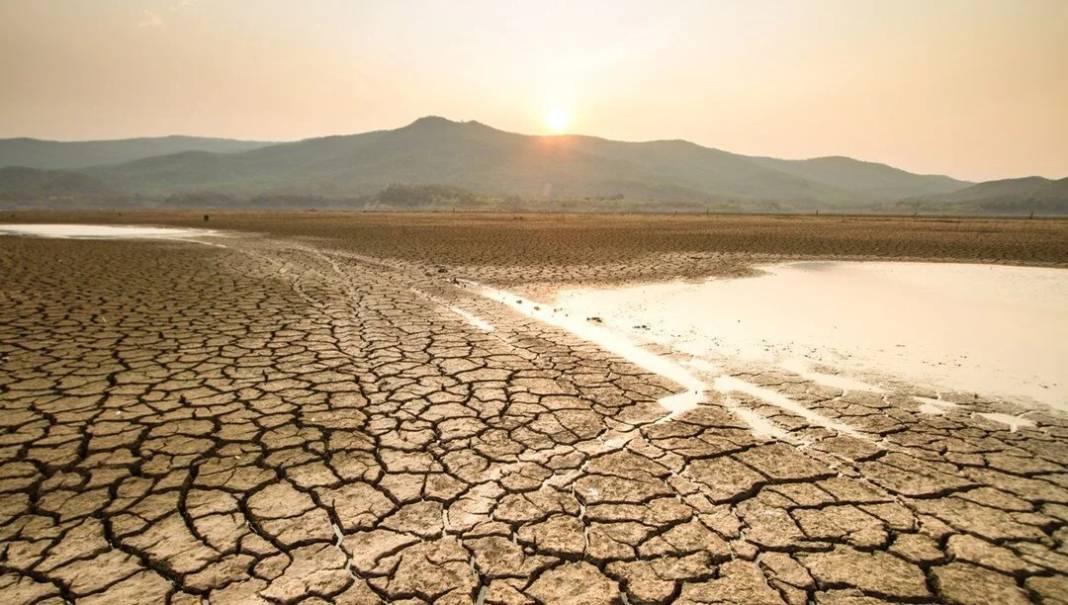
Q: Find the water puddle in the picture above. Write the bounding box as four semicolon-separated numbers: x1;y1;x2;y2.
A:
713;375;867;438
913;396;961;415
474;284;707;420
780;358;884;393
471;282;832;440
554;262;1068;411
0;223;222;245
976;412;1036;432
447;305;495;332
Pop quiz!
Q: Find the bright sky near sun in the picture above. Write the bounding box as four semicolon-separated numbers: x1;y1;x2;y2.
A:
1;0;1065;181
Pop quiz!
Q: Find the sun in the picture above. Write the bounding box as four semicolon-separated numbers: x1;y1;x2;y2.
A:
543;106;572;134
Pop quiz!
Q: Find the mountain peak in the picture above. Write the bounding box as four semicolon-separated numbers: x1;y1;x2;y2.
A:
406;116;460;129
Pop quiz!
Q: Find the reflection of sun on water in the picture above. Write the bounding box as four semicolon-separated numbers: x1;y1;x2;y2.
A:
543;106;572;134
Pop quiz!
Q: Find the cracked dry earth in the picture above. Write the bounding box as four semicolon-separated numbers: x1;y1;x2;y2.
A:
1;230;1067;605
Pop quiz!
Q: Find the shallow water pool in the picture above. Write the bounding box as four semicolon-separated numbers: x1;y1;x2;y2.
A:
0;224;218;240
554;261;1068;410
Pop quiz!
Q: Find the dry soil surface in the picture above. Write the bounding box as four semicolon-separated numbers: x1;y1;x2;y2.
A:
1;212;1067;604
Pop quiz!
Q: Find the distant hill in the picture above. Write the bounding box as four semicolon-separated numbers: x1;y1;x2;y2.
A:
77;117;971;208
750;155;966;200
10;117;1062;214
0;135;272;170
897;176;1068;215
0;166;117;202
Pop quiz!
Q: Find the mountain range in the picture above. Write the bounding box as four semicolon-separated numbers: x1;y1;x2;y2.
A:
1;117;1063;214
0;135;271;171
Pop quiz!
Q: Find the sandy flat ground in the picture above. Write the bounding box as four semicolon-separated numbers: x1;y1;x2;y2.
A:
1;212;1068;604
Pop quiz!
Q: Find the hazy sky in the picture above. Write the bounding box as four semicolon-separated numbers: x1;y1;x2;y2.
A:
1;0;1065;181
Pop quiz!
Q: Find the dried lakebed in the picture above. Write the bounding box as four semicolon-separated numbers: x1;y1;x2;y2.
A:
1;226;1067;605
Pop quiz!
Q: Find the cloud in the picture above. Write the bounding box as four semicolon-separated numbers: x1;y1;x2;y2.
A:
137;10;164;28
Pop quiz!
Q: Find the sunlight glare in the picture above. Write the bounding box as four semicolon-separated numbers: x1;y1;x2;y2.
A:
543;106;572;134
